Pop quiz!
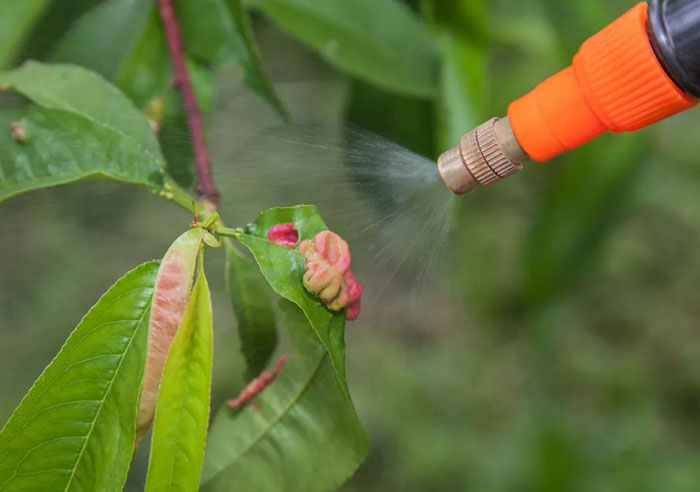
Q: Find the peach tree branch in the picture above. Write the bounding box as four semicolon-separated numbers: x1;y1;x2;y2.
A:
158;0;220;209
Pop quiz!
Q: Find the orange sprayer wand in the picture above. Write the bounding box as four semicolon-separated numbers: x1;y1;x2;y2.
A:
438;0;700;194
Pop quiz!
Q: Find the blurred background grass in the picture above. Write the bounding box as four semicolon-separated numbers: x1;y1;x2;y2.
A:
3;0;700;490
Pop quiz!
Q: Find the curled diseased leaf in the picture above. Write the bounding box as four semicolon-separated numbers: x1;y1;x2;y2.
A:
299;231;363;321
227;354;289;409
267;222;299;247
135;228;203;445
144;255;213;492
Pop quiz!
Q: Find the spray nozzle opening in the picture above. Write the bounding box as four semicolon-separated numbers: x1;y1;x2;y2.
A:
437;117;528;195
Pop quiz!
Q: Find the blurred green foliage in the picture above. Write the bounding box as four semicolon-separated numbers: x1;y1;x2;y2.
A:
2;0;700;490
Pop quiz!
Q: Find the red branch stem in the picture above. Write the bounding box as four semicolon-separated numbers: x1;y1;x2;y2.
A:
158;0;219;208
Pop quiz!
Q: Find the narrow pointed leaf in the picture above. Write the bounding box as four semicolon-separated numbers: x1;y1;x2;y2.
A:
0;62;165;202
145;260;213;492
236;205;349;396
225;238;278;381
201;300;367;492
136;229;203;444
0;261;159;491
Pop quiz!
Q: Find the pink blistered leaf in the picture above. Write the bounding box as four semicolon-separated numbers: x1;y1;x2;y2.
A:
346;301;361;321
344;271;362;321
267;223;299;247
298;231;362;321
135;229;202;447
227;354;289;409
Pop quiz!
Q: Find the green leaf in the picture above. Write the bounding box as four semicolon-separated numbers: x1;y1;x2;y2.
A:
420;0;488;43
178;0;287;116
0;0;52;69
346;80;436;158
523;134;646;307
225;238;278;381
144;257;213;492
14;0;103;63
436;34;487;150
49;0;154;82
206;207;367;490
1;62;161;156
0;63;164;202
201;300;368;492
237;205;350;395
246;0;439;98
46;0;211;188
113;11;171;108
419;0;487;150
0;261;159;491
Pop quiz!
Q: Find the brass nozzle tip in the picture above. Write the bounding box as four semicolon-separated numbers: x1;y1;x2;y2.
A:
437;145;478;194
437;117;528;195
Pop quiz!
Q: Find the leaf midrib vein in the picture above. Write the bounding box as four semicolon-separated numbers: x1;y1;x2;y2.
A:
61;294;152;491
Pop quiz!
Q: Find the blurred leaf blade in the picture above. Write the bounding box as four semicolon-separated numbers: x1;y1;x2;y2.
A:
49;0;154;83
225;238;278;381
49;0;171;108
15;0;104;63
178;0;287;116
436;34;487;150
420;0;488;43
346;80;436;158
0;63;165;202
246;0;439;98
0;0;52;69
0;261;158;491
201;300;368;492
420;0;487;164
540;0;615;57
145;260;213;492
523;134;647;307
521;1;647;309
